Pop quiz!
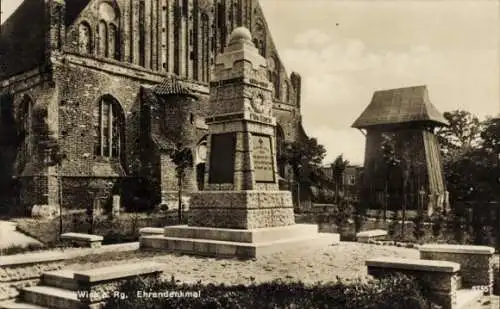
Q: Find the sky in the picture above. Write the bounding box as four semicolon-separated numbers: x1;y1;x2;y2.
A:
2;0;500;165
260;0;500;165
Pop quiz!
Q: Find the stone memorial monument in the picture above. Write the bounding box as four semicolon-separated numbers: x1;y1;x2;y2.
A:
140;27;339;258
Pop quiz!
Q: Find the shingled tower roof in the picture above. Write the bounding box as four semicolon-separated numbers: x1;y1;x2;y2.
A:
352;85;448;129
153;76;197;97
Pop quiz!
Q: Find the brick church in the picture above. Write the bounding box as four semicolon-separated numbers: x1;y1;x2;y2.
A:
0;0;307;216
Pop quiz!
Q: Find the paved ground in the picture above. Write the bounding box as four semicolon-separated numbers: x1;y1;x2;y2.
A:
0;220;41;249
471;296;500;309
64;242;421;285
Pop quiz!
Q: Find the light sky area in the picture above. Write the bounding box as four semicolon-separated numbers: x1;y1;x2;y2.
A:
2;0;500;165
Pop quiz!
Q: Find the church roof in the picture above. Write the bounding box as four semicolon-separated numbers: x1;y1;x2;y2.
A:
351;85;448;129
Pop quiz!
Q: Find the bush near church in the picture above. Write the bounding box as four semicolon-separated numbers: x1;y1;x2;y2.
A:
104;274;434;309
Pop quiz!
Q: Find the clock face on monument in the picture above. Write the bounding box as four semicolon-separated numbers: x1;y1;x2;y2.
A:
251;94;266;114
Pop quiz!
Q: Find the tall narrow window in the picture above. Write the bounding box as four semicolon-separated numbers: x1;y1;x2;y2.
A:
139;0;146;67
98;2;120;60
94;96;124;159
254;21;266;56
201;13;210;82
108;23;120;60
98;20;108;57
78;22;92;54
217;3;225;53
272;56;280;99
173;1;180;74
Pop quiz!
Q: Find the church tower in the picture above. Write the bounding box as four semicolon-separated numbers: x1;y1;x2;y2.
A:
352;85;449;216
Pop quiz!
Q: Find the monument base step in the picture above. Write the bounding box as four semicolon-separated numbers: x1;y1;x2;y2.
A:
163;224;320;243
456;289;484;309
21;286;80;309
141;225;339;258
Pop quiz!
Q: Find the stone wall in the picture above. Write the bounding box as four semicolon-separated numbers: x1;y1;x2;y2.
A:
419;244;495;295
61;177;118;211
0;252;65;300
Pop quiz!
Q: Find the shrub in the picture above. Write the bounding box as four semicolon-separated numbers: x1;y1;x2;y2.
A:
104;273;433;309
332;200;354;228
388;211;398;238
431;211;445;238
0;243;48;255
412;215;425;240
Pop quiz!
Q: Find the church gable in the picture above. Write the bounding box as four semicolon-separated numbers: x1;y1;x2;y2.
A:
61;0;299;106
0;0;46;79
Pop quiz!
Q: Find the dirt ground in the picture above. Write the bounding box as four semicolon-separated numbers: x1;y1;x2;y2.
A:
65;242;420;285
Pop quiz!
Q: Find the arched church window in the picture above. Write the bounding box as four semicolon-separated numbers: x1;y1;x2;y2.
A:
201;13;210;82
108;23;120;60
282;81;290;103
267;57;280;99
253;20;266;56
78;22;92;54
98;20;108;57
97;2;121;60
93;95;125;159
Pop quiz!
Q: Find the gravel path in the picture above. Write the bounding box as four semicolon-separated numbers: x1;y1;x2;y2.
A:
0;220;41;249
64;242;419;285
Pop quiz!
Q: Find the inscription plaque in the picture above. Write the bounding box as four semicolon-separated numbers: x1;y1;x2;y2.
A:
252;134;275;182
209;133;236;184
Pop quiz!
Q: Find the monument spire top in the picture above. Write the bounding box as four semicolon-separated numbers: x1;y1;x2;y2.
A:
228;27;253;45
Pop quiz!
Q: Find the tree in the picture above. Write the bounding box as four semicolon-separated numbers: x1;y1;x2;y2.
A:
279;137;327;208
279;137;326;184
32;106;66;238
436;112;498;204
480;116;500;156
331;154;349;204
170;144;193;224
436;110;482;163
437;111;500;249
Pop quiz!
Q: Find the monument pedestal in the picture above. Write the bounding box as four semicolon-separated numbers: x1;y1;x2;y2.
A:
189;190;296;229
140;190;340;258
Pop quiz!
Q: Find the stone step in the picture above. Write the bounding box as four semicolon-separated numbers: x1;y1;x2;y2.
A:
141;232;340;258
162;224;320;243
21;286;80;309
456;289;484;309
0;300;49;309
42;269;78;291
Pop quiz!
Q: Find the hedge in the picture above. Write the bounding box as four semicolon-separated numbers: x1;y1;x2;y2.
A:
104;273;435;309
